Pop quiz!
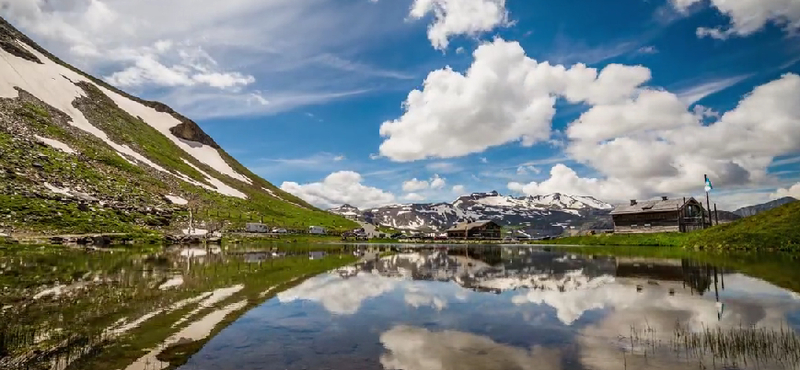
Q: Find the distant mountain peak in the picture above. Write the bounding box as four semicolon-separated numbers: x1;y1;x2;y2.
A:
329;191;614;232
733;197;797;217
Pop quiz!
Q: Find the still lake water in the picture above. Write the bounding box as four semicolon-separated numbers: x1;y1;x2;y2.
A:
3;244;800;370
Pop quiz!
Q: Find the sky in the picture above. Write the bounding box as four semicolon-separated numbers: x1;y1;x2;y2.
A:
2;0;800;211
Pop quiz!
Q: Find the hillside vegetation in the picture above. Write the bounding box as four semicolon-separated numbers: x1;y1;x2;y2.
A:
0;17;357;236
539;200;800;251
685;198;799;251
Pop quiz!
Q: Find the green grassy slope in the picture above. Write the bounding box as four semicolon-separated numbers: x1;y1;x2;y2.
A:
685;198;800;251
535;200;799;251
0;17;357;235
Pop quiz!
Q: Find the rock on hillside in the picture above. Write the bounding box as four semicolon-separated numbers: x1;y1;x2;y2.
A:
329;191;613;232
0;17;356;235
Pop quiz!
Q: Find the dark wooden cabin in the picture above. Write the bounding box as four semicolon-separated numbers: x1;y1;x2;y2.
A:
610;196;708;234
446;220;502;240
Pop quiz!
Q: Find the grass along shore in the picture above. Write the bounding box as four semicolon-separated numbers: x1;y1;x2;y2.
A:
537;200;800;252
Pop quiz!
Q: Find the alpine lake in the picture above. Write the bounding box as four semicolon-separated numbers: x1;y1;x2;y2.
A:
3;242;800;370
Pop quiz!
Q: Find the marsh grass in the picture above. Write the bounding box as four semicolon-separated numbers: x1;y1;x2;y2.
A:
618;323;800;369
672;324;800;368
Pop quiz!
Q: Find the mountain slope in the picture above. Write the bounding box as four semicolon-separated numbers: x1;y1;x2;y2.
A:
330;191;613;232
0;17;357;235
732;197;797;217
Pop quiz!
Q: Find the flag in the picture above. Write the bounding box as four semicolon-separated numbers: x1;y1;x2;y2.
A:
704;175;713;192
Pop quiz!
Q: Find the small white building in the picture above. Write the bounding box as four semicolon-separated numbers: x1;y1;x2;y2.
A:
308;226;326;235
246;223;270;233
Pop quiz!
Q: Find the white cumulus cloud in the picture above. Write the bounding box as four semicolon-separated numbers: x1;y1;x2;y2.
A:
403;193;426;202
277;272;400;315
409;0;511;51
509;164;639;200
280;171;395;209
430;174;446;189
772;182;800;199
671;0;800;40
378;38;652;162
402;174;446;192
510;73;800;207
452;185;466;194
379;325;562;370
402;178;430;192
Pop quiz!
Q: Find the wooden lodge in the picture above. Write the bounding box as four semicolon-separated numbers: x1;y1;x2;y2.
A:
445;220;502;240
610;196;709;234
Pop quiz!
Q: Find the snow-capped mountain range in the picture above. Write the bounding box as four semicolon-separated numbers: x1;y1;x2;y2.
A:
346;249;619;293
329;191;614;232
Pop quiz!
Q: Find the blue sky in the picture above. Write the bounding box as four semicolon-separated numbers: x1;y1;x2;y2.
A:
4;0;800;210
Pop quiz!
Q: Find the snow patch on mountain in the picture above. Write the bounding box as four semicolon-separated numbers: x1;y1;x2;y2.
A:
96;84;252;184
182;159;247;199
328;204;360;217
34;134;76;154
329;191;612;232
0;41;250;199
527;193;614;210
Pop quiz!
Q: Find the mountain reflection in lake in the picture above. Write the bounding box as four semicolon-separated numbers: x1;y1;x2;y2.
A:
0;244;351;370
3;245;800;370
181;247;800;370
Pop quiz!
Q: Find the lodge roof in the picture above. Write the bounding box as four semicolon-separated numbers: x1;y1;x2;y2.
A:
446;220;495;232
610;197;699;215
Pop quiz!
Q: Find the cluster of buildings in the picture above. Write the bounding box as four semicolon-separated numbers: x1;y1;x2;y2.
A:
242;196;717;239
244;223;327;235
442;196;715;240
444;220;503;240
443;196;717;240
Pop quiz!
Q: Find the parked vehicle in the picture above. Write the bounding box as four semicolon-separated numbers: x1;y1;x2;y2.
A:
272;228;288;234
245;223;270;233
308;226;326;235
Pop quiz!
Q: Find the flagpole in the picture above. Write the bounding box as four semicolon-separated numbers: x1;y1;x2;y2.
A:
704;174;712;228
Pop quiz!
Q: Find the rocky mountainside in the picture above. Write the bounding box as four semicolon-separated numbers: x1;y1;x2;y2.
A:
0;17;356;236
733;197;797;218
330;191;613;233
